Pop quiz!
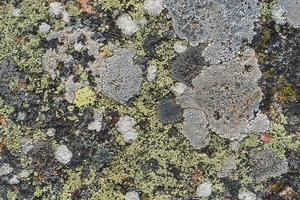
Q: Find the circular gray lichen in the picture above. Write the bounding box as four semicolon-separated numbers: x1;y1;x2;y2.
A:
93;48;143;104
177;50;269;140
164;0;261;64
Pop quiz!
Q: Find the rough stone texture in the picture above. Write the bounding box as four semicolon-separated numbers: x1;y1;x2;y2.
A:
177;50;269;140
275;0;300;28
116;14;138;36
157;100;183;123
250;149;289;182
55;145;73;165
116;115;139;142
93;48;143;104
164;0;261;63
182;109;209;149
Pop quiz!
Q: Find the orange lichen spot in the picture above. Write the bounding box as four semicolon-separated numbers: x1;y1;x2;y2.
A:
261;133;272;143
79;0;95;14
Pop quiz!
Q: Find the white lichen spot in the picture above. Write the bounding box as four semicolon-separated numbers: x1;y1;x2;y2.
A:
0;163;13;176
39;22;51;34
196;182;213;197
144;0;164;16
55;145;73;164
171;82;187;96
116;14;138;36
238;190;256;200
125;191;140;200
116;116;139;143
173;41;187;54
147;65;157;81
88;109;103;132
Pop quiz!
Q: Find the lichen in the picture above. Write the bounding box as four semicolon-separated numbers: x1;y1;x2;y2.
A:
74;87;96;107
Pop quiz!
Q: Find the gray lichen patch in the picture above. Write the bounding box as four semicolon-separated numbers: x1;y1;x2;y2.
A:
177;50;269;140
250;149;288;182
273;0;300;28
157;99;183;123
182;108;210;149
92;48;143;104
164;0;261;64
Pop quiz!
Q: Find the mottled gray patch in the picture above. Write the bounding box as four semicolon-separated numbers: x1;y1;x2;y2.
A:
276;0;300;28
93;48;143;104
250;149;288;182
177;50;268;140
164;0;261;63
182;108;209;149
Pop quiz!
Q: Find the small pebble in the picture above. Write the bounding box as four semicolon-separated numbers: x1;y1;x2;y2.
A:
12;8;21;17
18;170;31;179
125;191;140;200
55;145;73;164
46;128;56;137
49;2;63;17
8;175;20;185
20;138;34;154
196;182;213;197
88;110;103;132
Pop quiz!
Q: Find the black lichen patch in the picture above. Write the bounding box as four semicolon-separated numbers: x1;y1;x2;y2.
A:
157;99;183;123
172;45;207;86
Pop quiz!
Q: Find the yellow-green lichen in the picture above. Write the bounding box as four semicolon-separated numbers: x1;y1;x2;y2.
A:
74;87;97;107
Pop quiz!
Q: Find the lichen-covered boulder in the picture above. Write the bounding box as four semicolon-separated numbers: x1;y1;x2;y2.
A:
164;0;261;63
